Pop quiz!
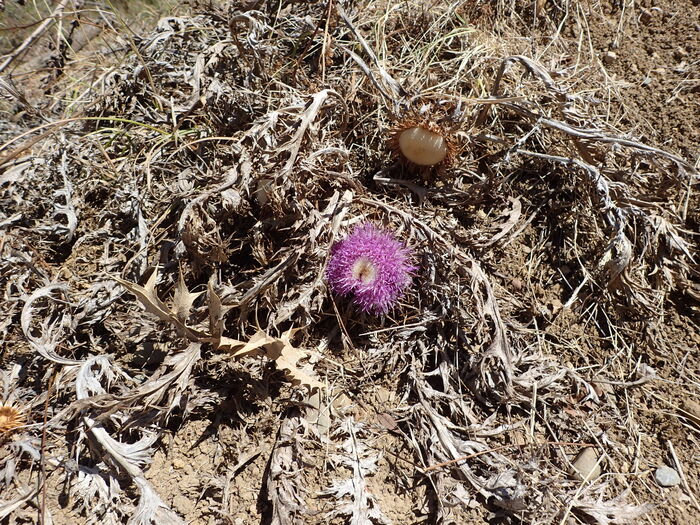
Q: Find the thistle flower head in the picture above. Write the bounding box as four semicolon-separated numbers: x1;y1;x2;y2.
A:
0;403;25;435
327;223;415;315
388;111;458;169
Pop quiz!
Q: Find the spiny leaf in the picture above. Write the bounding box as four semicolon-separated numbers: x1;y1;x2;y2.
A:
171;269;204;324
114;267;208;341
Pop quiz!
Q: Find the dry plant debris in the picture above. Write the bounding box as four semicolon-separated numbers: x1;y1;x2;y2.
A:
0;402;24;435
0;0;698;524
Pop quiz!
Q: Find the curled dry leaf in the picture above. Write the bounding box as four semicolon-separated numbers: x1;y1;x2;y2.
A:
220;328;324;393
118;269;323;393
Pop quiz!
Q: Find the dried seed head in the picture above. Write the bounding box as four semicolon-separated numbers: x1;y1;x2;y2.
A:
388;118;456;169
398;126;448;166
0;403;25;434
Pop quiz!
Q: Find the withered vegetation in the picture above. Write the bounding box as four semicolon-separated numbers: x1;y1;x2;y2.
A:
0;0;698;524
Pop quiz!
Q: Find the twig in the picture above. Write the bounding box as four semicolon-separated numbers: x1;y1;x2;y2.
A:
320;0;334;81
421;441;593;473
588;376;654;388
38;373;55;525
507;104;697;174
0;0;70;75
667;440;700;511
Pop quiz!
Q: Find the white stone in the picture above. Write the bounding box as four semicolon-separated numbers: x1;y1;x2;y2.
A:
654;466;681;487
570;448;602;481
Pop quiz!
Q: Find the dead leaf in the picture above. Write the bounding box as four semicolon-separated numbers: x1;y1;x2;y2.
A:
114;267;208;341
223;328;323;392
475;197;522;248
171;268;203;323
207;276;225;340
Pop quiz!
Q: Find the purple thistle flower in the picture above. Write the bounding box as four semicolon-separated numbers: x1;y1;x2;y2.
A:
327;223;416;315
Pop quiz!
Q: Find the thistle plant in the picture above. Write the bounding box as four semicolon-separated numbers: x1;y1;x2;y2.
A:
327;223;415;315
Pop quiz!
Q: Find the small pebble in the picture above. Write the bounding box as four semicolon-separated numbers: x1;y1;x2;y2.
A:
570;448;602;481
680;399;700;427
654;466;681;487
640;7;662;22
674;47;688;59
603;51;618;65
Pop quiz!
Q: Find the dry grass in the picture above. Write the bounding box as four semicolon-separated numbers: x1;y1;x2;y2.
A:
0;0;698;524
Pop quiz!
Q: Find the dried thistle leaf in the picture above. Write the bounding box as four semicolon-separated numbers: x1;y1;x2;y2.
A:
266;413;308;525
473;197;522;248
569;491;654;525
114;267;208;341
320;418;390;525
20;282;84;366
272;89;345;174
76;356;185;525
171;269;203;323
224;329;323;392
